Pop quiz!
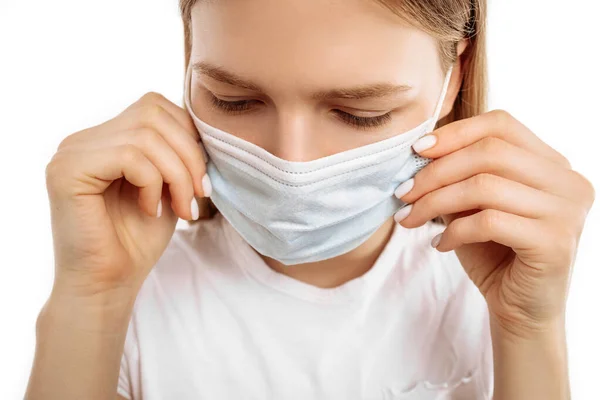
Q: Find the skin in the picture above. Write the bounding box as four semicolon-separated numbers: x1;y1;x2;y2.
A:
25;0;595;399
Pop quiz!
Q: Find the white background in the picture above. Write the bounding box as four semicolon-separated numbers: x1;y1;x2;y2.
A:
1;1;599;398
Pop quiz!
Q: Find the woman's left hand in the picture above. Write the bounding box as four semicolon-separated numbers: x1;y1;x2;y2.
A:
394;109;595;339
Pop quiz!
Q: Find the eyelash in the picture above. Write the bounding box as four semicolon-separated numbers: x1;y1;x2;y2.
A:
332;110;393;129
209;96;258;114
209;94;393;129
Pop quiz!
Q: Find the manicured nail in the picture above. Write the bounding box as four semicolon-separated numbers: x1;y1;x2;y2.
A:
413;135;437;153
157;199;162;218
191;197;200;220
202;174;212;197
394;204;413;223
394;179;415;199
431;233;443;248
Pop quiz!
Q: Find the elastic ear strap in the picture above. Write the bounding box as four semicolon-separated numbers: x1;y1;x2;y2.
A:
428;65;454;132
184;59;193;114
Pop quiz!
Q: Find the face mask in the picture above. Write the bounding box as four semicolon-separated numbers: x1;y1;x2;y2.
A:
184;60;453;265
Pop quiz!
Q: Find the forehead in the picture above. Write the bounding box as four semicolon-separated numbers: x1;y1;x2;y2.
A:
189;0;440;90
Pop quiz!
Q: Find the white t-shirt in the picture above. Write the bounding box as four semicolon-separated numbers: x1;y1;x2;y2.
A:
117;213;493;400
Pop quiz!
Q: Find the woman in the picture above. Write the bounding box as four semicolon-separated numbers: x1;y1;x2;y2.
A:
26;0;595;399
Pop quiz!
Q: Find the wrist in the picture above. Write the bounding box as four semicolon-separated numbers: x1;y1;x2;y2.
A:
490;312;566;344
28;287;135;400
39;283;138;335
490;315;570;400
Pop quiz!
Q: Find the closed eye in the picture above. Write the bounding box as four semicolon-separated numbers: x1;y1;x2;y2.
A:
332;110;393;129
209;94;393;130
209;95;261;114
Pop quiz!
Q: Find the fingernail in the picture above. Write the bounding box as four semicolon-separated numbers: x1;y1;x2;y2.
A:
191;197;200;220
394;204;413;224
431;233;443;248
202;174;212;197
394;179;415;199
413;135;437;153
157;199;162;218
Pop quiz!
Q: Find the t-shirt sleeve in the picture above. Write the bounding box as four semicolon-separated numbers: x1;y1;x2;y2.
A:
117;317;138;400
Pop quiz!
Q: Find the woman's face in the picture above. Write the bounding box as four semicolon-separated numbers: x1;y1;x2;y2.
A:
189;0;447;161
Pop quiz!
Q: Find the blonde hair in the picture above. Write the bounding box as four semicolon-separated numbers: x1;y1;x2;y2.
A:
179;0;488;220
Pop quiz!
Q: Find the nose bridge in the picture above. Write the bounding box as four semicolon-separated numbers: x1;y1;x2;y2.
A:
271;107;319;162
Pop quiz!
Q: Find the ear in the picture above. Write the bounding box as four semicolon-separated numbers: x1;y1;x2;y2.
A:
439;39;469;119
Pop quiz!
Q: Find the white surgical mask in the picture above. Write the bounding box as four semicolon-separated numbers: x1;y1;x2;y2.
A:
184;60;453;265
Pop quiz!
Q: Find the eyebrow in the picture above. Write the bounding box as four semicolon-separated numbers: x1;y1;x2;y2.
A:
312;83;412;100
193;61;263;92
193;61;413;100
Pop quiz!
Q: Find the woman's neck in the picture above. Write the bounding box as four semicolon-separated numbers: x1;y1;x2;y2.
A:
262;218;396;289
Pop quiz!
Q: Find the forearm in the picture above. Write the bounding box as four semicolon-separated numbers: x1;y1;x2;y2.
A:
491;316;570;400
25;288;136;400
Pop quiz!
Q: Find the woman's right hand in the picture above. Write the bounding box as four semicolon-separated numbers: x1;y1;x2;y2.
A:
45;91;210;302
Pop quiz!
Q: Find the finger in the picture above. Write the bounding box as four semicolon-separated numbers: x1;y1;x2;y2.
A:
54;129;200;221
132;92;198;137
142;92;210;162
112;127;199;221
127;102;210;199
399;137;585;205
50;145;164;218
412;109;571;168
435;209;551;254
434;209;575;270
59;92;198;151
396;173;568;228
74;93;209;198
58;106;211;203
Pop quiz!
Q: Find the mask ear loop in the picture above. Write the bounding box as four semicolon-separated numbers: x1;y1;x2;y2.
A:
184;59;194;117
409;65;454;173
184;60;210;162
426;65;454;133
